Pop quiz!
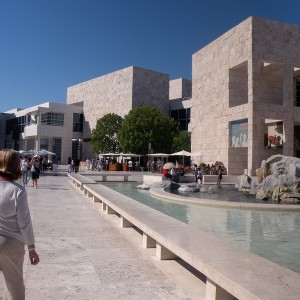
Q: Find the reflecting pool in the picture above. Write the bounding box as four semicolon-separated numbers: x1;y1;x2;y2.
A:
101;182;300;274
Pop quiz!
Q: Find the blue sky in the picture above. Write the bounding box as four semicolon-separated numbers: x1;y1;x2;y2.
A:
0;0;299;112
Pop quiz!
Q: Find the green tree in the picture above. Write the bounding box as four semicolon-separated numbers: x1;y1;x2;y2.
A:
118;106;179;154
91;113;123;154
172;132;191;152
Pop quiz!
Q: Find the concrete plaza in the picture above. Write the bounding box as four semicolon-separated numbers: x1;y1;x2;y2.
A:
0;168;202;300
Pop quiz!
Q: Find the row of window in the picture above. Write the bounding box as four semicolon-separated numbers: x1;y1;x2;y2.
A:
5;113;83;137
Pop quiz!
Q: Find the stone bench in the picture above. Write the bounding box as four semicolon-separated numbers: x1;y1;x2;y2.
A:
100;173;130;182
72;182;300;300
81;172;132;182
67;173;97;192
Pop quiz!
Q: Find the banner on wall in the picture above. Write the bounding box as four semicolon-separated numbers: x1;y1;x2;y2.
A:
230;119;248;148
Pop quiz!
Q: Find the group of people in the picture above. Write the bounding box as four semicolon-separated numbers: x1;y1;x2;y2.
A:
194;163;223;187
0;149;39;299
67;157;81;173
147;159;164;173
20;154;41;189
20;154;59;188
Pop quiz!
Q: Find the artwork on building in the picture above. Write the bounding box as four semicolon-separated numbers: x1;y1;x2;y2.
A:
264;122;284;149
230;119;248;148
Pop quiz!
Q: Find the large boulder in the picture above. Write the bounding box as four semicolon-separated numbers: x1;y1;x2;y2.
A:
178;184;200;193
256;155;300;203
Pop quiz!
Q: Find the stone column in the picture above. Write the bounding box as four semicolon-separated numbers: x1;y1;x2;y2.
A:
282;64;294;156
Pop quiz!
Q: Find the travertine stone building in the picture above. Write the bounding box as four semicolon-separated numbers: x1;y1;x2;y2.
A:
169;78;192;100
67;66;169;158
191;16;300;175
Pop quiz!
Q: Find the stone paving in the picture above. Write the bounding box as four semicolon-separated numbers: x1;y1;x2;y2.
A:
0;168;203;299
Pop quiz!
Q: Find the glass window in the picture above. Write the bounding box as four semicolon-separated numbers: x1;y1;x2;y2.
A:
295;78;300;107
170;110;178;119
170;109;190;131
73;113;83;132
52;138;62;158
41;113;64;126
178;109;186;119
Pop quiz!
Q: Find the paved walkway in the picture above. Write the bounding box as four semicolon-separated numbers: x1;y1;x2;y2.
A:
0;169;202;299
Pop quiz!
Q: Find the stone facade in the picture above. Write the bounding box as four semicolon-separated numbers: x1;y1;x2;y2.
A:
169;78;192;100
67;66;169;159
191;16;300;175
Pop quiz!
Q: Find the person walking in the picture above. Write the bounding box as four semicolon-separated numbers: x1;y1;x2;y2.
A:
85;158;91;171
217;166;223;187
0;149;40;299
20;155;29;187
52;155;58;176
194;164;199;183
157;159;162;173
67;157;72;173
30;155;40;189
73;157;80;173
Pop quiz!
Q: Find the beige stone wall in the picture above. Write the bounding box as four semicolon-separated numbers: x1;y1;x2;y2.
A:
132;67;169;115
169;78;192;100
192;17;252;174
192;16;300;175
67;67;134;138
67;66;169;159
251;18;300;170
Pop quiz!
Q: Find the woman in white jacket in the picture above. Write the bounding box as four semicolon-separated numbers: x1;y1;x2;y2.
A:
0;149;39;299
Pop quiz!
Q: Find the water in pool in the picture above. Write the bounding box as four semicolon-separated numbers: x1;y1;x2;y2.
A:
100;181;300;274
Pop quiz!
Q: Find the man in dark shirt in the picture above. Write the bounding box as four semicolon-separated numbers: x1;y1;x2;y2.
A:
73;158;81;173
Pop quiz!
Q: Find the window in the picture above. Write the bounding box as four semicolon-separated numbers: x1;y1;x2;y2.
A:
295;78;300;107
73;113;83;132
41;113;64;126
5;116;27;138
170;108;190;131
52;138;62;158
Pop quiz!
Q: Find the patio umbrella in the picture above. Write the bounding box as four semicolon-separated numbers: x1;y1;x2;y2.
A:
120;153;142;157
170;150;191;166
148;153;170;157
99;153;120;156
120;153;142;164
38;149;56;156
171;150;191;156
20;149;36;156
163;162;175;169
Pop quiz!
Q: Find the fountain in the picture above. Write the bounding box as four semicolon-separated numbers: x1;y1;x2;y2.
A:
237;154;300;204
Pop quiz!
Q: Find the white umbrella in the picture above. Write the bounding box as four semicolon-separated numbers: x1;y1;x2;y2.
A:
38;149;56;156
171;150;191;156
148;153;170;157
99;153;121;157
20;149;36;156
170;150;191;166
119;153;142;158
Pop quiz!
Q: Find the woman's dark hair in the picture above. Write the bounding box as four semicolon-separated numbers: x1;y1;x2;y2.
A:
0;149;22;180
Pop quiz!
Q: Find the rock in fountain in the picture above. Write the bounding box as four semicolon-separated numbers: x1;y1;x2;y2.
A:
255;155;300;203
178;184;200;193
